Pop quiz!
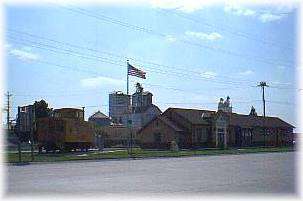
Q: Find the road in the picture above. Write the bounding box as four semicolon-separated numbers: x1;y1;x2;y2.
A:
6;152;296;195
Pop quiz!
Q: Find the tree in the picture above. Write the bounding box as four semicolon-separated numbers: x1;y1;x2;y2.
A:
34;100;52;118
33;100;52;142
14;100;52;143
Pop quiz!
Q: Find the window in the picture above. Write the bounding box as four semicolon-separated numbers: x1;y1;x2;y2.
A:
55;123;64;132
154;133;161;143
217;128;225;140
197;129;201;142
266;128;273;135
196;128;208;143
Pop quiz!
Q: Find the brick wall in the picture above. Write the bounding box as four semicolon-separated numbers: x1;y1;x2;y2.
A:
138;118;179;149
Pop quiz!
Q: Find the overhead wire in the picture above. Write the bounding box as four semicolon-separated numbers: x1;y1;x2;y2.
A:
157;8;294;51
8;29;259;85
6;5;297;121
7;30;297;90
57;5;293;68
7;36;259;88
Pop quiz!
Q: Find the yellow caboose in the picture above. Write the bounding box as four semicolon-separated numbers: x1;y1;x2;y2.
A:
36;108;94;152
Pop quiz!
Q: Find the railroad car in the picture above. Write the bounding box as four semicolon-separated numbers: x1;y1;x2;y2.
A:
36;108;94;152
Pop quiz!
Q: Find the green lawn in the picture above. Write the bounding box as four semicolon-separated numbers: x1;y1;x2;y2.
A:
5;146;295;164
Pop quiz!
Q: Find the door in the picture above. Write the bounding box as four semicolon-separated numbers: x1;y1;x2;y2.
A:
217;128;225;148
235;127;242;147
154;132;161;148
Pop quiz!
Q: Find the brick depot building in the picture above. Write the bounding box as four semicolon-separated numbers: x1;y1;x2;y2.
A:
137;97;294;149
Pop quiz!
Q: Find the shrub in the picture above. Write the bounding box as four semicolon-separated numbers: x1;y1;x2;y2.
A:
170;141;179;152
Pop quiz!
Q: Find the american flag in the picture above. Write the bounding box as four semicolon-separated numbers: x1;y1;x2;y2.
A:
127;63;146;79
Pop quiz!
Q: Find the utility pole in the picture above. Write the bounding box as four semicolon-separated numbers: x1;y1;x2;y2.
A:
30;104;35;161
17;106;22;163
257;81;269;147
130;128;133;157
5;91;12;131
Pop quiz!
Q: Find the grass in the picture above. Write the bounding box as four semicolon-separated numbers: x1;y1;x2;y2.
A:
5;146;295;164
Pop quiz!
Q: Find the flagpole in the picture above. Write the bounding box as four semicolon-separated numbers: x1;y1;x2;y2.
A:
126;60;131;157
126;60;129;95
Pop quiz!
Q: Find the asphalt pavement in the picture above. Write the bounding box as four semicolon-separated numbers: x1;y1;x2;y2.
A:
6;152;296;195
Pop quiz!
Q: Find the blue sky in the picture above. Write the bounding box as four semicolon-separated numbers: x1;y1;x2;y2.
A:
4;2;298;128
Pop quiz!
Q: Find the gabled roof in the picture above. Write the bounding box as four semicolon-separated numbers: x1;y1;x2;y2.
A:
146;104;162;113
137;115;183;134
166;108;216;125
134;104;162;114
230;113;294;128
89;111;109;119
132;91;152;96
164;107;294;128
158;116;183;132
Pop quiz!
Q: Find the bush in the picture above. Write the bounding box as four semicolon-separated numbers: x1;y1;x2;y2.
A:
170;141;179;152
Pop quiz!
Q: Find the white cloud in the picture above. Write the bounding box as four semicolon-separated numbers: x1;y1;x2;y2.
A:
5;43;12;49
200;71;217;79
274;3;297;13
238;70;254;76
185;31;222;41
150;0;213;13
8;45;40;62
224;3;294;23
271;81;292;86
258;13;283;23
165;35;177;43
224;4;256;16
81;76;124;88
277;65;286;70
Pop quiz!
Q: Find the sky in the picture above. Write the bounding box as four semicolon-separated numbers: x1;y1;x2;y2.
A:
3;1;299;128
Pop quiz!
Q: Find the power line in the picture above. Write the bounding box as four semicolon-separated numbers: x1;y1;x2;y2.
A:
8;29;296;89
7;58;294;107
7;57;294;106
10;99;296;109
57;5;293;68
8;54;261;99
10;87;297;106
7;36;257;88
8;37;297;92
7;30;249;83
6;29;263;85
8;35;125;67
157;8;294;51
8;32;297;90
8;28;125;61
8;30;256;85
